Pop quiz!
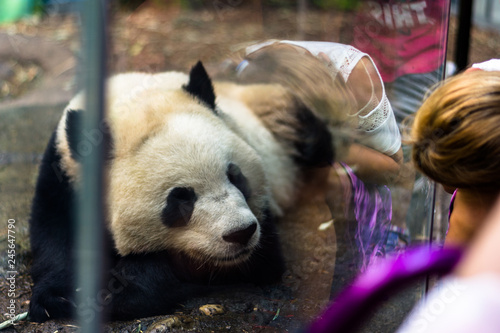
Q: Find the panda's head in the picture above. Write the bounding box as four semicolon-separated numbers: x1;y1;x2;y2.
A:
60;62;272;267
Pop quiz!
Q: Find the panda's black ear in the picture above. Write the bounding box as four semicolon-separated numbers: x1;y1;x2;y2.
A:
65;109;114;162
183;61;217;112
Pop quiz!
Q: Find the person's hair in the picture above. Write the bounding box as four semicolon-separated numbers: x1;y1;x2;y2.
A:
411;70;500;190
235;42;357;159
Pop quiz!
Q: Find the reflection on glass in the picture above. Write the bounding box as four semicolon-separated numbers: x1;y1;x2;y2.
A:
0;0;452;331
352;0;449;124
234;40;403;270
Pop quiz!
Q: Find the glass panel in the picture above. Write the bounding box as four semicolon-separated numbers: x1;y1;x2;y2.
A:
1;0;453;331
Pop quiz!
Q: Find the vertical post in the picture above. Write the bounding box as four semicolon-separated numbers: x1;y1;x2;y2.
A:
424;0;451;293
485;0;493;23
423;182;437;296
454;0;473;71
297;0;307;40
76;0;107;331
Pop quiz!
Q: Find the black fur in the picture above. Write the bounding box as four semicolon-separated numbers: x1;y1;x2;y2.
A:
183;61;217;111
29;132;78;322
227;163;251;200
293;104;334;167
65;109;114;161
65;110;82;160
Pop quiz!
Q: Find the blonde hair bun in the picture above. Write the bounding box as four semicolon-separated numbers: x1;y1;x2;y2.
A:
411;70;500;189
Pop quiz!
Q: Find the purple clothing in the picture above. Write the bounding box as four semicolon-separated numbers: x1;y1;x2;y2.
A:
308;246;463;333
337;163;393;271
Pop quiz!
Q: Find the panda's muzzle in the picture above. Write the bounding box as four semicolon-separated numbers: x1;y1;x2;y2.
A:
222;222;257;246
217;248;252;263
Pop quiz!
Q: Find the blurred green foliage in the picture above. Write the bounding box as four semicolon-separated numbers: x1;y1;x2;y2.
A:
312;0;360;10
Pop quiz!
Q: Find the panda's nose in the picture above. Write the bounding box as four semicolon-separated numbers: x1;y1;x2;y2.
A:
222;223;257;245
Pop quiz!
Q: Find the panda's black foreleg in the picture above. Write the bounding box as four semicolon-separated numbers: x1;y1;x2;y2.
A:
29;265;76;322
28;132;78;322
238;214;286;284
105;231;285;321
105;253;204;321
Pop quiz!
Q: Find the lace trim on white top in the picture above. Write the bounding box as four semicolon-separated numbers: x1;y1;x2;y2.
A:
358;94;391;132
357;94;401;155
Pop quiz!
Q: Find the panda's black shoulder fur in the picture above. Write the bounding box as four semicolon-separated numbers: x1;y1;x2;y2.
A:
28;129;118;322
65;109;114;161
29;131;77;321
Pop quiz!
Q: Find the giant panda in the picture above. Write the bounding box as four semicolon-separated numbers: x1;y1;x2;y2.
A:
28;61;336;322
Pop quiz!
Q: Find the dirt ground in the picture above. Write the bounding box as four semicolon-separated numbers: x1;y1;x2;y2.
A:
1;1;500;332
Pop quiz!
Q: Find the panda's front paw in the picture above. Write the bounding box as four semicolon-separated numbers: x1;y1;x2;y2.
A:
29;287;76;322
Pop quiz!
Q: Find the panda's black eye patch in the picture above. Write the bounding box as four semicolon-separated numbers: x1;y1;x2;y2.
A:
162;187;197;228
227;163;251;200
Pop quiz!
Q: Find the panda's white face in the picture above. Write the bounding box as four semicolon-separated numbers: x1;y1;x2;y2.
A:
107;95;270;267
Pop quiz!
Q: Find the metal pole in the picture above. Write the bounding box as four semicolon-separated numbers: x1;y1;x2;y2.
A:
77;0;107;331
455;0;473;71
424;182;437;296
485;0;493;23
